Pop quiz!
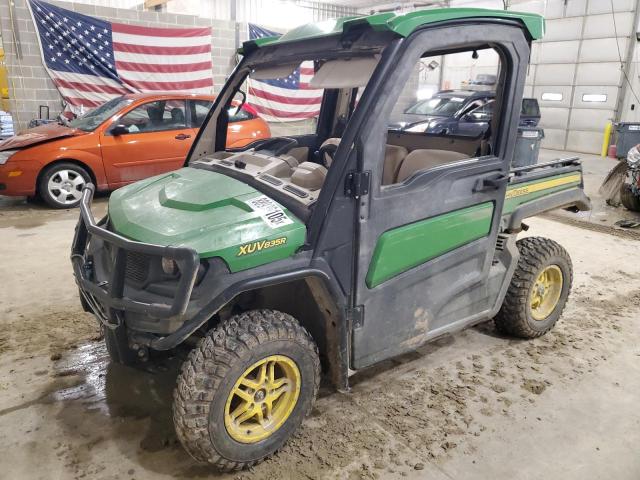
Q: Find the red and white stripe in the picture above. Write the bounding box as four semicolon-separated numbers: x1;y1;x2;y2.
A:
49;71;129;112
248;61;324;122
112;24;213;93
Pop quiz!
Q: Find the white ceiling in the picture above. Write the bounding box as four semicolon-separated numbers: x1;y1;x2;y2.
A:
322;1;449;12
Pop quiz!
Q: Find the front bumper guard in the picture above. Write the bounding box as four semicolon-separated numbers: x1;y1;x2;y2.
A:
71;184;199;329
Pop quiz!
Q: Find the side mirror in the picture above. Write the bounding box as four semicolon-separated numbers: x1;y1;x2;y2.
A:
463;113;490;123
110;124;129;135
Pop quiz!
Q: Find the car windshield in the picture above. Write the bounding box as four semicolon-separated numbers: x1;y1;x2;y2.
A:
405;96;467;117
69;97;133;132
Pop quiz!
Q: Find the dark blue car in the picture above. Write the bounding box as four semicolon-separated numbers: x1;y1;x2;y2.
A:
390;90;540;136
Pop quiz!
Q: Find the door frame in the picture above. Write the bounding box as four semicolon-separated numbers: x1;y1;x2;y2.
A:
348;23;531;368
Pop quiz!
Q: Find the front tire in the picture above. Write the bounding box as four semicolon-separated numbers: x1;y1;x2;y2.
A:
173;310;320;471
38;162;90;208
495;237;573;338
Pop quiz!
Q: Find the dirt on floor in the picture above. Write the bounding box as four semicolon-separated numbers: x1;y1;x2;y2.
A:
0;199;639;479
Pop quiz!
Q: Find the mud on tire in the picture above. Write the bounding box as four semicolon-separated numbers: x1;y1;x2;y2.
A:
495;237;573;339
173;309;320;471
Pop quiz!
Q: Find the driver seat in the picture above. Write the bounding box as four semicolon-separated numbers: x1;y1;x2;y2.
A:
319;139;408;185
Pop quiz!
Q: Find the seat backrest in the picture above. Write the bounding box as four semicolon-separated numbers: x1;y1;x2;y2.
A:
170;107;185;125
396;149;469;183
320;140;408;185
382;145;409;185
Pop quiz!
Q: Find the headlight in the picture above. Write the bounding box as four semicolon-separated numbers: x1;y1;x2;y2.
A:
406;123;428;133
161;257;179;275
627;145;640;168
0;149;18;165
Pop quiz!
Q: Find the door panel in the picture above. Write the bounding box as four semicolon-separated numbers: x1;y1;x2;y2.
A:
101;99;194;185
353;158;507;368
365;202;494;288
349;24;530;369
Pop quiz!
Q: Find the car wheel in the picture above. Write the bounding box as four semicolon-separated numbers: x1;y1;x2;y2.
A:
494;237;573;339
38;162;90;209
174;309;320;471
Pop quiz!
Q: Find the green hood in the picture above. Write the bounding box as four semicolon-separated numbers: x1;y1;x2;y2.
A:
108;168;307;272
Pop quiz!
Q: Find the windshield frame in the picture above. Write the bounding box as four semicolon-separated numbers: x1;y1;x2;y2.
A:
68;96;133;132
185;30;400;227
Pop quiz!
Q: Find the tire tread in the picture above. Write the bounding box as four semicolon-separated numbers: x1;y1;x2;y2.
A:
495;237;573;339
173;309;320;471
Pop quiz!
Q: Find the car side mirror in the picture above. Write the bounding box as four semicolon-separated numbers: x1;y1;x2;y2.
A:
110;124;129;135
463;113;490;123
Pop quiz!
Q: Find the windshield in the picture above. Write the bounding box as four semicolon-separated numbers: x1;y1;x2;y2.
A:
69;97;133;132
405;96;467;117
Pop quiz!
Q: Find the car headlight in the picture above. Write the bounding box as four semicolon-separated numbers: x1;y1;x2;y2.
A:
406;123;428;133
627;145;640;168
0;149;18;165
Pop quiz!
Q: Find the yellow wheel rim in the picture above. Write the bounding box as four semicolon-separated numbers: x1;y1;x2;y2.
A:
224;355;301;444
529;265;563;321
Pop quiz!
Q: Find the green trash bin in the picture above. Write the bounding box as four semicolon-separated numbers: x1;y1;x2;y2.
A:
513;127;544;168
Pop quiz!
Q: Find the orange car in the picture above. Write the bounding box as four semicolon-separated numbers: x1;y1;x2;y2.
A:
0;93;270;208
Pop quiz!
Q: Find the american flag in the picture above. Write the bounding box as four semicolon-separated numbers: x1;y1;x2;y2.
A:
29;0;213;113
247;24;323;122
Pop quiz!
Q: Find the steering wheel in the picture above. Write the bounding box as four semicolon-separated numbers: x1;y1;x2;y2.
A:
318;143;338;167
254;137;298;156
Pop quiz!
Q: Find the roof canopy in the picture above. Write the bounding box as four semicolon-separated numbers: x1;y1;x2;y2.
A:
241;8;544;54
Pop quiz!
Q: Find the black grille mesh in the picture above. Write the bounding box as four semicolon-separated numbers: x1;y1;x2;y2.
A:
125;251;151;283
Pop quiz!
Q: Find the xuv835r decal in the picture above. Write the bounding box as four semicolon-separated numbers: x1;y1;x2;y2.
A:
237;237;288;256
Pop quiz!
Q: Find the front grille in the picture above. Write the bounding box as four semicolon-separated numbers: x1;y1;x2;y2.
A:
125;251;151;283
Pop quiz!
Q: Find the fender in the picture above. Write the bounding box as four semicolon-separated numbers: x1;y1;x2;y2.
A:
49;149;109;190
506;187;591;231
137;259;351;391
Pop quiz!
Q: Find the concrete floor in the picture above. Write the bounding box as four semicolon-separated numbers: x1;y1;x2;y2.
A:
0;152;639;479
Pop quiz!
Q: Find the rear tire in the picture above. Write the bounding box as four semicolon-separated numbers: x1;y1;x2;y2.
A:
173;309;320;471
38;162;91;209
620;183;640;212
495;237;572;339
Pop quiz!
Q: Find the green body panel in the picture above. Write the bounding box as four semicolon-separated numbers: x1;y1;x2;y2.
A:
365;202;494;288
503;172;582;214
108;168;306;272
240;8;544;53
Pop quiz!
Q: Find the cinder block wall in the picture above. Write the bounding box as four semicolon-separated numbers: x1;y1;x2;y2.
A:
0;0;238;131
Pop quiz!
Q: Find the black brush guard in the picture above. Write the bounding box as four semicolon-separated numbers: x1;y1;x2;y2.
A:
71;184;199;329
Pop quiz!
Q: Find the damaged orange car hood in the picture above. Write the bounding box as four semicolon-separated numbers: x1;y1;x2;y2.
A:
0;123;86;151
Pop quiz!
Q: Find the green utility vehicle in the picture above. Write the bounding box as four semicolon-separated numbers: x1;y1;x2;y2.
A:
72;8;590;471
